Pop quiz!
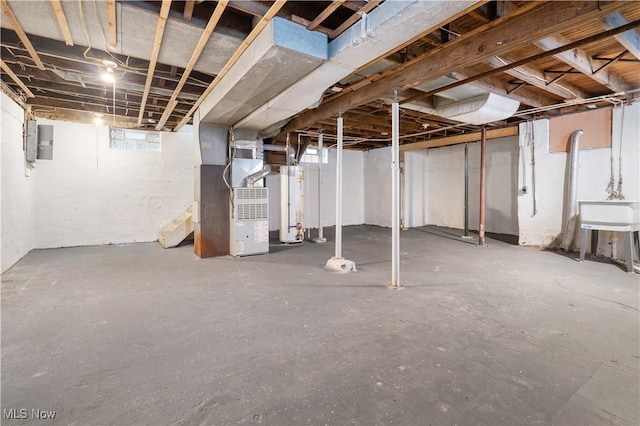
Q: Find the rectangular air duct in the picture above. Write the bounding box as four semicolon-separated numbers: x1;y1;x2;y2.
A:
199;17;327;125
234;0;481;131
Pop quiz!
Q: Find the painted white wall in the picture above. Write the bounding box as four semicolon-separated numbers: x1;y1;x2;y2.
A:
363;147;393;227
373;137;520;235
1;93;36;272
267;148;364;232
517;101;640;252
33;119;195;248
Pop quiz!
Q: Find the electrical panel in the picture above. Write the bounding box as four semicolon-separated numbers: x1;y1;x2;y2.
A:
230;187;269;256
24;119;37;162
37;124;54;160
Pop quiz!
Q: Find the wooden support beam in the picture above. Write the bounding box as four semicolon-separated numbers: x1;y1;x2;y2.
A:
282;1;631;134
308;0;344;31
328;0;381;39
0;0;45;70
138;0;172;126
50;0;74;46
173;0;287;131
486;55;589;100
184;0;195;22
0;59;35;97
400;126;518;151
535;33;631;93
601;12;640;60
404;19;640;105
107;0;117;47
156;0;230;130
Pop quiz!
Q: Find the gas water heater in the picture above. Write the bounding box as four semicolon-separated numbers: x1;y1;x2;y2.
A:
280;166;305;243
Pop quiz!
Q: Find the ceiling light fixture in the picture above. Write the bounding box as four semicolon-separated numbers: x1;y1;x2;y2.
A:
101;68;115;83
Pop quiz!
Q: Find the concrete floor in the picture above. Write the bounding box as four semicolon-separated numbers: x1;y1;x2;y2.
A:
2;225;639;425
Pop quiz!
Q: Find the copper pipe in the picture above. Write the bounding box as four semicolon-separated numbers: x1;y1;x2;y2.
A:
479;125;487;246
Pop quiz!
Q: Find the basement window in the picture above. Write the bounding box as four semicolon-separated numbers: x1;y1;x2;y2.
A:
109;127;161;152
300;145;328;164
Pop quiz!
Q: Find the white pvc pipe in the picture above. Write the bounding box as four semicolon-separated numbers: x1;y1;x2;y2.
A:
335;118;343;258
318;133;324;240
391;102;400;287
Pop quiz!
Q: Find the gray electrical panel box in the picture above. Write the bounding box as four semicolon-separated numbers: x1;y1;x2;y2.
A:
37;124;54;160
25;119;37;162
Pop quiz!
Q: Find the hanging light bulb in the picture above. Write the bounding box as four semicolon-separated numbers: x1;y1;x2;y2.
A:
101;68;115;83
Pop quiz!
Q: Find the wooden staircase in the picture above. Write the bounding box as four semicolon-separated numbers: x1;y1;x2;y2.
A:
158;205;194;248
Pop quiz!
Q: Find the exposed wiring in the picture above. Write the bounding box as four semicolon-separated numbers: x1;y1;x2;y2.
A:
608;101;626;199
223;127;237;217
77;0;93;62
530;120;537;216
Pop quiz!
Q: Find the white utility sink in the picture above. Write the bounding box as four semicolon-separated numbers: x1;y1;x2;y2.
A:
578;200;640;273
579;200;640;232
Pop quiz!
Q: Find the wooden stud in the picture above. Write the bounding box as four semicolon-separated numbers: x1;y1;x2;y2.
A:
138;0;172;126
400;126;518;151
173;0;287;131
184;0;195;22
155;0;230;130
0;0;45;70
107;0;117;48
50;0;74;46
328;0;380;39
282;1;630;134
0;59;35;97
308;0;344;31
535;34;630;93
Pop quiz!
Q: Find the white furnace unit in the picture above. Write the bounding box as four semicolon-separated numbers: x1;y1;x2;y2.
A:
230;187;270;256
280;166;305;243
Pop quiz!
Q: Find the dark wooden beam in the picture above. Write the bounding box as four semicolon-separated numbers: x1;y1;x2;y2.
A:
282;1;629;134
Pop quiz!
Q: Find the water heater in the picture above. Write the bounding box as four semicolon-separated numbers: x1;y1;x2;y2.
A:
280;166;305;243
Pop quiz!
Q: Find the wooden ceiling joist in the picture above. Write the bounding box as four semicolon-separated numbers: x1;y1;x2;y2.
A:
50;0;74;46
138;0;172;126
174;0;288;131
308;0;344;31
184;0;195;22
282;1;630;134
0;58;35;98
0;0;45;70
155;0;230;130
400;126;518;151
328;0;381;39
486;55;589;100
107;0;117;48
535;34;631;93
601;12;640;61
405;19;640;105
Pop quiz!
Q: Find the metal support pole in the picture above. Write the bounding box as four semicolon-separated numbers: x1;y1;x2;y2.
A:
314;132;326;243
390;100;401;288
325;115;355;273
479;125;487;246
335;117;343;259
464;142;469;237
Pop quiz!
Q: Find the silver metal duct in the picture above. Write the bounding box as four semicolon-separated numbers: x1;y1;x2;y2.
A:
559;129;584;252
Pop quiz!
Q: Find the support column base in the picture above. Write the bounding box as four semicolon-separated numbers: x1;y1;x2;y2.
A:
325;257;357;273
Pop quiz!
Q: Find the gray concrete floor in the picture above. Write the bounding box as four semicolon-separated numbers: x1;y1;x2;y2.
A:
2;225;639;425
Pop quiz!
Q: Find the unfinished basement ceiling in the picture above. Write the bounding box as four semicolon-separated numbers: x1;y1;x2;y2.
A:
1;1;639;149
